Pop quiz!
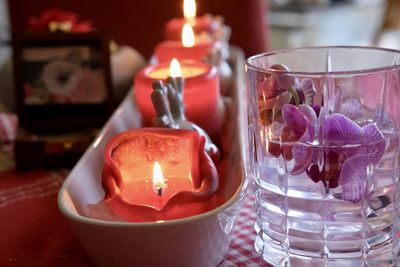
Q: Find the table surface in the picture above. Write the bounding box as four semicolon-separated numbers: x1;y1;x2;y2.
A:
0;168;271;267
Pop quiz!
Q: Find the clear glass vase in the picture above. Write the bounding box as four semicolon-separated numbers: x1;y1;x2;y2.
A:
245;46;400;266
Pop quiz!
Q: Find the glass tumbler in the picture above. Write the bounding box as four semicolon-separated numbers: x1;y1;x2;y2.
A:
245;46;400;266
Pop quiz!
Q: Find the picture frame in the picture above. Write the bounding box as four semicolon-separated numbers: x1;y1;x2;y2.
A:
12;32;113;133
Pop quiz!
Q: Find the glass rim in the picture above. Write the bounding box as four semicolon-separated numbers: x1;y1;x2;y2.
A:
245;45;400;76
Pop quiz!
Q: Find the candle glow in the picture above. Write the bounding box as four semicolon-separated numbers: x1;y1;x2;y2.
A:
164;0;215;41
182;23;195;47
183;0;196;20
134;60;222;140
170;58;182;78
99;128;220;222
153;161;165;195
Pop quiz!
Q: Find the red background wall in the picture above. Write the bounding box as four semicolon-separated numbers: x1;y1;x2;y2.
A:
8;0;269;58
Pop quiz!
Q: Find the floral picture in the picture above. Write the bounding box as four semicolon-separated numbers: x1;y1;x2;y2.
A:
22;45;107;104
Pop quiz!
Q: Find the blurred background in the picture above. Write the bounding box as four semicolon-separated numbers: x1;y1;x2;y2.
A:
269;0;384;48
0;0;10;71
1;0;400;70
0;0;400;110
268;0;399;50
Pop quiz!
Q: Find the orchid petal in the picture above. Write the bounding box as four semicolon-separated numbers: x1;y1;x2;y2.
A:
340;99;363;120
279;105;309;162
301;78;316;104
299;104;318;134
270;64;295;90
276;74;294;89
325;113;363;145
341;175;369;204
282;104;307;131
295;82;305;103
291;127;314;175
259;91;291;110
257;77;282;99
340;154;371;203
271;63;290;72
362;124;385;164
290;105;317;175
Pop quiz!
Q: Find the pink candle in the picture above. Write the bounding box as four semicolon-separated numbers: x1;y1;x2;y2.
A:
156;23;221;63
115;161;195;210
134;58;222;142
101;128;219;222
164;0;218;41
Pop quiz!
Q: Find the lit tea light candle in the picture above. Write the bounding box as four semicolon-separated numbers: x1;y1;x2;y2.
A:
148;57;204;80
155;23;220;63
164;0;218;41
134;58;222;142
101;128;219;222
182;23;195;47
153;161;165;197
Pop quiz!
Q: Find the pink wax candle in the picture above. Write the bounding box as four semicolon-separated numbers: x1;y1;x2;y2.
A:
101;128;219;222
164;0;218;41
156;23;221;63
114;161;196;210
134;58;222;142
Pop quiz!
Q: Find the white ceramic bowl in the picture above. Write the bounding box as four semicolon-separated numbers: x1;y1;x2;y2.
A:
58;47;249;266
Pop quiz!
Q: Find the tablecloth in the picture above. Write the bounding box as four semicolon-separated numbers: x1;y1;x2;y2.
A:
0;168;270;267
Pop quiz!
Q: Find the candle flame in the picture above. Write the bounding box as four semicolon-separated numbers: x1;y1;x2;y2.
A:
169;58;182;78
183;0;196;20
153;161;165;192
182;23;195;47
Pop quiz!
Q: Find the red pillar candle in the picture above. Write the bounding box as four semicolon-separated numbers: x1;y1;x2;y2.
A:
101;128;219;222
134;58;222;142
164;0;218;41
155;23;221;63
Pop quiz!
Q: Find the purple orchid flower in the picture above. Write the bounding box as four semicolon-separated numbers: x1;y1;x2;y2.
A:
267;104;313;160
257;64;310;111
281;104;385;203
257;69;293;111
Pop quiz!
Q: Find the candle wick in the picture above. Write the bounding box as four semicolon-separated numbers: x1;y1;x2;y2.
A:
157;187;163;196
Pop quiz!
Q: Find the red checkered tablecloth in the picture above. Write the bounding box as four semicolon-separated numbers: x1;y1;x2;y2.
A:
219;191;271;267
0;169;270;267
